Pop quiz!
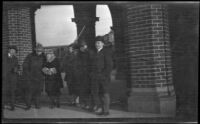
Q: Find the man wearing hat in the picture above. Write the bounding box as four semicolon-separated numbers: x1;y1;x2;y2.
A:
2;45;19;111
22;43;46;110
76;41;91;109
90;38;113;116
60;44;80;106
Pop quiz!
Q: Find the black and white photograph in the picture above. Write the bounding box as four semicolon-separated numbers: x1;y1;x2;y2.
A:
2;1;198;123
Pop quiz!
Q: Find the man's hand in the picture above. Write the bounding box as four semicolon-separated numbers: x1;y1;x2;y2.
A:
51;68;57;74
42;67;48;74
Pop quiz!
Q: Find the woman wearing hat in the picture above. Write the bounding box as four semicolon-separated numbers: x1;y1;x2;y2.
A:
42;49;63;108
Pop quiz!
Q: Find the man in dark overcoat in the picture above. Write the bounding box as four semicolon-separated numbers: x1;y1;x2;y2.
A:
90;39;113;116
60;45;80;105
76;41;91;109
22;43;45;110
2;46;19;111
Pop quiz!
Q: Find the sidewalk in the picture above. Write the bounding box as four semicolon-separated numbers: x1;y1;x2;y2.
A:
3;104;170;118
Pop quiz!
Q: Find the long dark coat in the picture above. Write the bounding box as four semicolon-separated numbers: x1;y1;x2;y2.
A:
90;47;113;95
2;54;18;101
43;58;63;96
22;52;45;91
76;50;90;95
90;47;113;80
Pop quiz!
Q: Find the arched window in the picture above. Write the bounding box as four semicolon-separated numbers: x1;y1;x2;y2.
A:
35;5;76;47
96;5;113;36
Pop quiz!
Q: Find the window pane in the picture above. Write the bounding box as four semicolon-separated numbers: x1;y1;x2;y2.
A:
35;5;76;47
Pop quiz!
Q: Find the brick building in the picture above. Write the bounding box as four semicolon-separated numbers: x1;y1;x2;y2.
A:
2;2;198;118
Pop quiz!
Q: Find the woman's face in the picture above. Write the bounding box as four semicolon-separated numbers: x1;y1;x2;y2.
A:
46;53;54;61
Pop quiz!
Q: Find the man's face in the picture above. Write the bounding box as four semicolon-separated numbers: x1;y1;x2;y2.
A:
9;49;16;56
95;41;104;50
80;45;87;52
69;47;73;53
36;48;43;55
73;50;78;55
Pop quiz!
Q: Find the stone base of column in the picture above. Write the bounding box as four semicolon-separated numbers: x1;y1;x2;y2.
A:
159;95;176;116
128;88;160;113
127;88;176;116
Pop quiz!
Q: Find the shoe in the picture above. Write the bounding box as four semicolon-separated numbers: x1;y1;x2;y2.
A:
25;106;31;110
96;111;110;116
56;102;60;108
49;104;55;109
10;106;15;111
84;105;90;110
76;103;81;108
96;111;104;115
88;107;94;112
103;112;110;116
80;104;85;109
95;107;103;114
93;106;98;111
35;105;40;109
69;102;76;106
49;102;55;109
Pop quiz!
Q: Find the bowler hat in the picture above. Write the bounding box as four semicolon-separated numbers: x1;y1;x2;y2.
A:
8;45;18;52
95;36;105;43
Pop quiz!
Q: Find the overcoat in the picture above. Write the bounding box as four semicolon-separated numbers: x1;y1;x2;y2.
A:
61;52;80;95
22;52;45;91
3;54;18;97
91;47;113;81
43;57;63;96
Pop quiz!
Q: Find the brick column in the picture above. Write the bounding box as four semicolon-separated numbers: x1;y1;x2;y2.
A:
30;5;40;51
5;4;34;72
124;3;176;115
2;6;9;56
72;4;99;50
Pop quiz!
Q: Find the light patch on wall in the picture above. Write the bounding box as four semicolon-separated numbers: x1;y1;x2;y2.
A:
35;5;76;47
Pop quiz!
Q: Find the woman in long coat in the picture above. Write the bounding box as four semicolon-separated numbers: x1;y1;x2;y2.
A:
42;50;63;108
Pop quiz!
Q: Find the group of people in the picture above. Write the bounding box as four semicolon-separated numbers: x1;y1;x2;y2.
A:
2;38;113;116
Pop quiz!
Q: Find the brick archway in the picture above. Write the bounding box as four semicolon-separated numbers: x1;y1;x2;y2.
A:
3;2;178;115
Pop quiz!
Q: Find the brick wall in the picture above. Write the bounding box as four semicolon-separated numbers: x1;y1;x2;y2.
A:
2;6;9;56
150;4;174;97
123;3;174;95
6;6;33;72
125;4;155;88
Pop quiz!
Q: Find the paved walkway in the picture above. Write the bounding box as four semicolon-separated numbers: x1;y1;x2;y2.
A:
3;104;170;119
